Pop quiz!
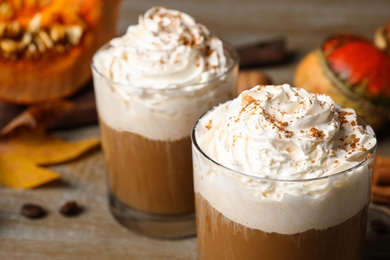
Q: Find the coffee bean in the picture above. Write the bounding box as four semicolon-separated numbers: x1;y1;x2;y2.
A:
59;200;83;217
370;219;389;235
20;203;47;219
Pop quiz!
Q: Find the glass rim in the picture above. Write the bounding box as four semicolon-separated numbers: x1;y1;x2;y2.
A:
90;40;239;93
191;112;377;183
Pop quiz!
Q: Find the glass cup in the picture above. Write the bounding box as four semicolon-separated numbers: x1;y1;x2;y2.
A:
192;116;376;259
91;43;238;239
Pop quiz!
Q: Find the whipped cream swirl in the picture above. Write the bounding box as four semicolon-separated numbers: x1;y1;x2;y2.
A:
96;6;227;88
198;84;376;180
92;6;237;141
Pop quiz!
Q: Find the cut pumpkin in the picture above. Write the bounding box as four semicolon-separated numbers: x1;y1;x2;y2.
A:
0;0;121;104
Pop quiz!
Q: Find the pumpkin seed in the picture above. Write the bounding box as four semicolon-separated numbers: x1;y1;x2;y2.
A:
28;14;41;33
50;25;66;43
5;21;21;38
33;36;46;53
66;25;83;45
25;43;39;58
0;39;18;53
37;30;53;49
20;32;33;48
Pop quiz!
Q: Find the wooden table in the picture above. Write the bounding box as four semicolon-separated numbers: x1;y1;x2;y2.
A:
1;0;390;259
1;128;389;259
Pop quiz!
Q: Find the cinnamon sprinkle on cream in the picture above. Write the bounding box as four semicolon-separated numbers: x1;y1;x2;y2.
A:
309;127;325;139
205;119;213;130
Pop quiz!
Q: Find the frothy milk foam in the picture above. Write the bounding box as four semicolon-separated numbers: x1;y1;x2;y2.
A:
193;84;376;234
92;6;236;141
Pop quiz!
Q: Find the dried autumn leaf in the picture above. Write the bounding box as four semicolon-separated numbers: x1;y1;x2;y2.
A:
0;127;100;189
5;129;100;165
0;151;60;189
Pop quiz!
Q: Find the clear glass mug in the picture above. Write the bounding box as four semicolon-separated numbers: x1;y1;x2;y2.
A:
192;115;376;259
91;42;238;239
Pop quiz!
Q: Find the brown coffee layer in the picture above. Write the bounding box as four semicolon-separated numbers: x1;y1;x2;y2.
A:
100;120;194;215
195;193;368;260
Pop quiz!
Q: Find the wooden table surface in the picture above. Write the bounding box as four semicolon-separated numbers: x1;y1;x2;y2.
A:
1;0;390;259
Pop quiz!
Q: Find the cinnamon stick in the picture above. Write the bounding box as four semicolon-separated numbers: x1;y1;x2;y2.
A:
237;37;287;68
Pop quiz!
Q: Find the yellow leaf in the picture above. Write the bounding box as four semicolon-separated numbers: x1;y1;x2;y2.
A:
0;127;100;189
0;151;59;189
7;133;100;165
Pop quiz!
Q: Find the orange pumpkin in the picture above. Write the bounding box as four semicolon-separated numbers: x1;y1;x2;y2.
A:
0;0;121;104
294;23;390;131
